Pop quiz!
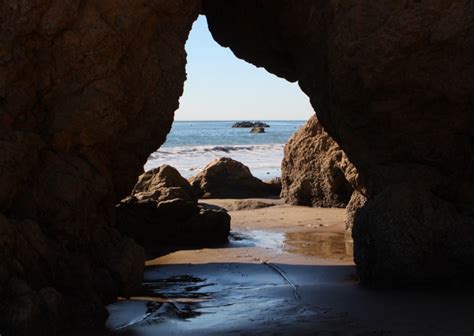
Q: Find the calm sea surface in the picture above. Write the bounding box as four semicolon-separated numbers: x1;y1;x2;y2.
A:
145;120;306;179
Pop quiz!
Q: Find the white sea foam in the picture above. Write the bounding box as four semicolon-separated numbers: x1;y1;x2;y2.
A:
144;143;284;179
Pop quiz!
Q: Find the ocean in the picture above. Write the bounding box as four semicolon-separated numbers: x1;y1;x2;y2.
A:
144;120;306;180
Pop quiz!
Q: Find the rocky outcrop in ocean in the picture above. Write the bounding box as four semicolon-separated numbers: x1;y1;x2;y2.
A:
250;126;265;133
232;121;270;128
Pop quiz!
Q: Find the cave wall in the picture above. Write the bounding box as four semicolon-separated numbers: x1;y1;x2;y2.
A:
202;0;474;284
0;0;199;334
1;0;474;333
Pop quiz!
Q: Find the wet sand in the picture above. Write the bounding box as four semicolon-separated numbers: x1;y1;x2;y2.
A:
80;200;474;335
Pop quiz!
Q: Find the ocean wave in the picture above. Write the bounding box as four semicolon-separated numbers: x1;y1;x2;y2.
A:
145;143;285;179
149;144;285;158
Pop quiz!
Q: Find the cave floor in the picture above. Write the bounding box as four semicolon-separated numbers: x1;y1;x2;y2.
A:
84;200;474;335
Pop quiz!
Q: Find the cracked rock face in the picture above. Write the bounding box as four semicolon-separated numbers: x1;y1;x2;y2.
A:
281;115;356;208
0;0;199;334
203;0;474;284
117;165;230;248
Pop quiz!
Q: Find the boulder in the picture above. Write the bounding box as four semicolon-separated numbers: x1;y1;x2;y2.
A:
190;157;279;198
131;165;196;203
117;165;230;247
281;115;357;208
250;126;265;133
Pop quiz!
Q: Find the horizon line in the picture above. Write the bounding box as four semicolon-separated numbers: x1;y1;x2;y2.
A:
173;119;309;121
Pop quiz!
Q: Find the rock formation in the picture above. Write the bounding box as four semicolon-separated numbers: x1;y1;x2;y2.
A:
117;165;230;247
202;1;474;284
190;157;280;198
250;126;265;133
1;0;474;333
0;1;199;334
281;115;356;208
345;191;367;233
232;121;269;128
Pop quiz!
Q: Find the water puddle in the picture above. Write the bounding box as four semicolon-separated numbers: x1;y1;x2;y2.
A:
284;231;353;260
106;262;322;335
230;229;353;260
106;228;351;334
229;229;285;249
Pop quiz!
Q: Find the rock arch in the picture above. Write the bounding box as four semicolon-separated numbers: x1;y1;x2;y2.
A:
0;0;473;334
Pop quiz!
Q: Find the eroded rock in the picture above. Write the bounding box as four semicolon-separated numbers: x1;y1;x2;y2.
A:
281;115;356;208
0;1;199;334
203;1;474;284
117;165;230;247
345;191;367;233
232;121;269;128
190;157;280;198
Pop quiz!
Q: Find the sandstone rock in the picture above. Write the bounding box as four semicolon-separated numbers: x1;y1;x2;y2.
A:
190;157;279;198
281;115;356;208
203;1;474;285
0;1;199;334
1;1;473;334
117;165;230;247
131;165;196;203
345;191;367;233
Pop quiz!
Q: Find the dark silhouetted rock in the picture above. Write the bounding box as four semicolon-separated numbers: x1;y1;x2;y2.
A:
2;1;474;334
117;165;230;247
250;126;265;133
232;121;269;128
0;1;199;334
281;116;357;208
203;1;474;285
190;157;280;198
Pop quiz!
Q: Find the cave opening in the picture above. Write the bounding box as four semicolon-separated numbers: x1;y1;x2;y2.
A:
2;1;474;335
111;14;359;333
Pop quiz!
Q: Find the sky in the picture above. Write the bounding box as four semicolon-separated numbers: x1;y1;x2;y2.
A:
175;16;314;121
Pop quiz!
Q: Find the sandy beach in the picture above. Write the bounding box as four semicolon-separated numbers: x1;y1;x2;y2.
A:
93;200;474;336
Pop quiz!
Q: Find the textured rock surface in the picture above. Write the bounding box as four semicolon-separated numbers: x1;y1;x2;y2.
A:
131;165;196;203
345;191;367;233
0;1;199;334
203;1;474;284
281;115;357;208
117;165;230;247
190;157;280;198
2;1;474;334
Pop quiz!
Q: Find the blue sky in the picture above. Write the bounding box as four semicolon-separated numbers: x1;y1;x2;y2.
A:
175;16;314;121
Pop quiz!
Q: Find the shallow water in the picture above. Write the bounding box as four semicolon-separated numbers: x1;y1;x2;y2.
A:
103;229;356;335
230;229;353;260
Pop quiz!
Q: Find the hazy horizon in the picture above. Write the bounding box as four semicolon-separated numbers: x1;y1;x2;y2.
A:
175;16;314;121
